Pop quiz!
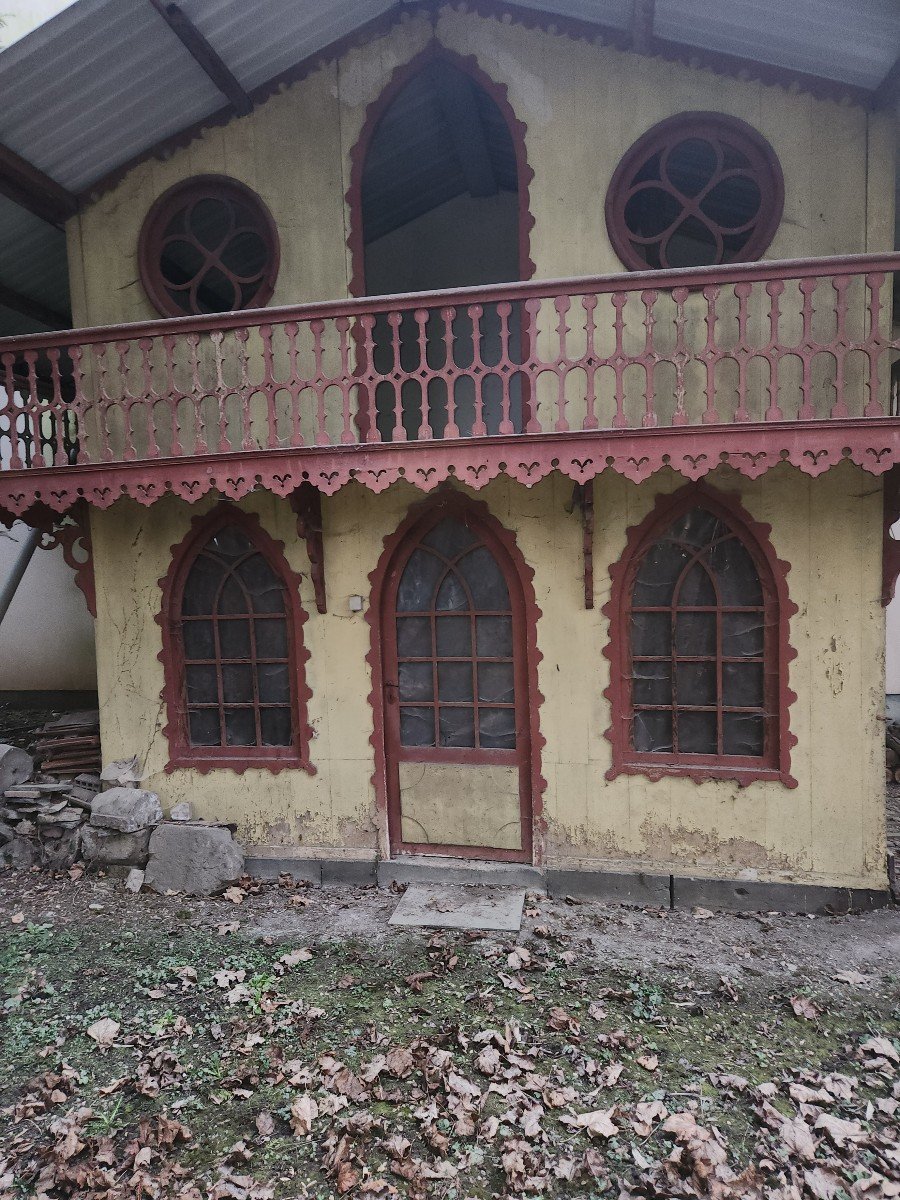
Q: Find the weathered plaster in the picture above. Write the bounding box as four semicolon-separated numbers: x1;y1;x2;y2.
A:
90;462;887;890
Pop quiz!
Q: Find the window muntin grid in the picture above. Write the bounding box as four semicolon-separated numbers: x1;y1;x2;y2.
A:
395;517;517;751
628;506;770;760
178;524;294;750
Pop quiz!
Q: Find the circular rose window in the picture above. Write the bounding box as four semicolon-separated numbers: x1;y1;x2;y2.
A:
139;175;280;317
605;113;784;271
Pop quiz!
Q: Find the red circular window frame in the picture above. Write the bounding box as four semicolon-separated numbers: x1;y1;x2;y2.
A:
138;175;280;318
605;113;784;273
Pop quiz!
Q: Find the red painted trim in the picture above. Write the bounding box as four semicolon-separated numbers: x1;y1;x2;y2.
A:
602;482;798;787
138;174;280;319
40;502;96;617
605;112;785;273
366;489;546;863
155;502;314;775
345;40;535;298
3;251;896;353
3;417;899;525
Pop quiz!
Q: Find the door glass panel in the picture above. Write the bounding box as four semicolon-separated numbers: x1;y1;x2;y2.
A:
435;616;472;658
458;546;509;609
400;706;435;747
438;662;474;703
397;549;444;611
392;519;521;753
399;661;434;702
435;570;468;611
421;518;478;557
397;616;432;657
439;706;475;748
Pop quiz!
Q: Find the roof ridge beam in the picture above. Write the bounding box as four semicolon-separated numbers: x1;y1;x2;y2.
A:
147;0;253;117
0;143;78;228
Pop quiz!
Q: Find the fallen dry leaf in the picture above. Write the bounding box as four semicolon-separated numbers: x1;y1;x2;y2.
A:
86;1017;120;1049
789;994;821;1020
561;1107;618;1138
222;886;245;904
636;1054;658;1072
289;1095;318;1136
279;947;313;968
861;1035;899;1063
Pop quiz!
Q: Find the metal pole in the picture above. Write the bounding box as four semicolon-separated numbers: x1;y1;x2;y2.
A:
0;525;41;629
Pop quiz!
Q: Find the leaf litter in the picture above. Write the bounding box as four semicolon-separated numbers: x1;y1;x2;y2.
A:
0;872;898;1198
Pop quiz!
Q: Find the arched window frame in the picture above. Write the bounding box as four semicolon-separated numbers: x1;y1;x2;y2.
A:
603;485;797;787
157;504;314;775
345;42;536;297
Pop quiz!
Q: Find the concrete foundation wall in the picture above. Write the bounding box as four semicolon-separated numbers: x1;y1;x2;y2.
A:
88;462;886;891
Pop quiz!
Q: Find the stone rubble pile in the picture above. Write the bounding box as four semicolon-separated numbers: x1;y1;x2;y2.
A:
0;738;244;895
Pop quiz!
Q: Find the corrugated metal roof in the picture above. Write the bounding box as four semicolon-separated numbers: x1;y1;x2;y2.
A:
0;0;896;336
655;0;900;89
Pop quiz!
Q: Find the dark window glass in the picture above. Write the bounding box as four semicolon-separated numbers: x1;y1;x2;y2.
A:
629;506;770;763
178;524;295;750
395;519;517;751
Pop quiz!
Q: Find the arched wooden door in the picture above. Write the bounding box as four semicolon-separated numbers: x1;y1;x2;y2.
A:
380;506;533;861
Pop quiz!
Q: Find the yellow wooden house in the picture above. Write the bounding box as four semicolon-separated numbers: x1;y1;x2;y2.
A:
0;0;898;910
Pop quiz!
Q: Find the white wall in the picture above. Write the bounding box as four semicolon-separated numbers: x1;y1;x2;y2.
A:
0;522;96;691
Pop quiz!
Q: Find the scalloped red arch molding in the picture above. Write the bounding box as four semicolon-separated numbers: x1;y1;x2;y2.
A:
602;483;798;788
155;502;315;775
366;489;547;862
345;40;536;298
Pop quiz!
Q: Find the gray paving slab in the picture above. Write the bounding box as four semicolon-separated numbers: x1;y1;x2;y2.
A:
388;883;526;931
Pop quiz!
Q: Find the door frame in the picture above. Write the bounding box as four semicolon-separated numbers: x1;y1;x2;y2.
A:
367;491;545;863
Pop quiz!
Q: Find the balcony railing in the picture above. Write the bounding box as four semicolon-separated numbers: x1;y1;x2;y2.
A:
1;253;898;476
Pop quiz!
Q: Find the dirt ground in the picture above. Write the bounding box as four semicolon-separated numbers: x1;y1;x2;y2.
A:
1;868;898;1199
2;867;899;985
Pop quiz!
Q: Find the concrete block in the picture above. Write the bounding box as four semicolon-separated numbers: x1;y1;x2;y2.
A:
245;857;323;885
125;867;145;892
81;825;152;868
672;875;892;915
321;858;377;887
144;823;244;896
378;855;546;892
546;868;671;907
90;788;162;833
168;801;193;822
389;883;526;931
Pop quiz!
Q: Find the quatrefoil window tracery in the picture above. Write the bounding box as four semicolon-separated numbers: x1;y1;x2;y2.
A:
139;176;280;318
605;114;784;272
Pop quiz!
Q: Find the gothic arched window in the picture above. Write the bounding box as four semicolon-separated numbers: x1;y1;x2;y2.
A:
159;507;312;773
606;489;795;786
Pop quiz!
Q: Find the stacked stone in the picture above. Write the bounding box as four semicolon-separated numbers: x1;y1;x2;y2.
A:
0;740;245;895
0;745;99;870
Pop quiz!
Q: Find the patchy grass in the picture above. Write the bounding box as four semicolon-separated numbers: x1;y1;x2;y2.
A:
1;885;898;1198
